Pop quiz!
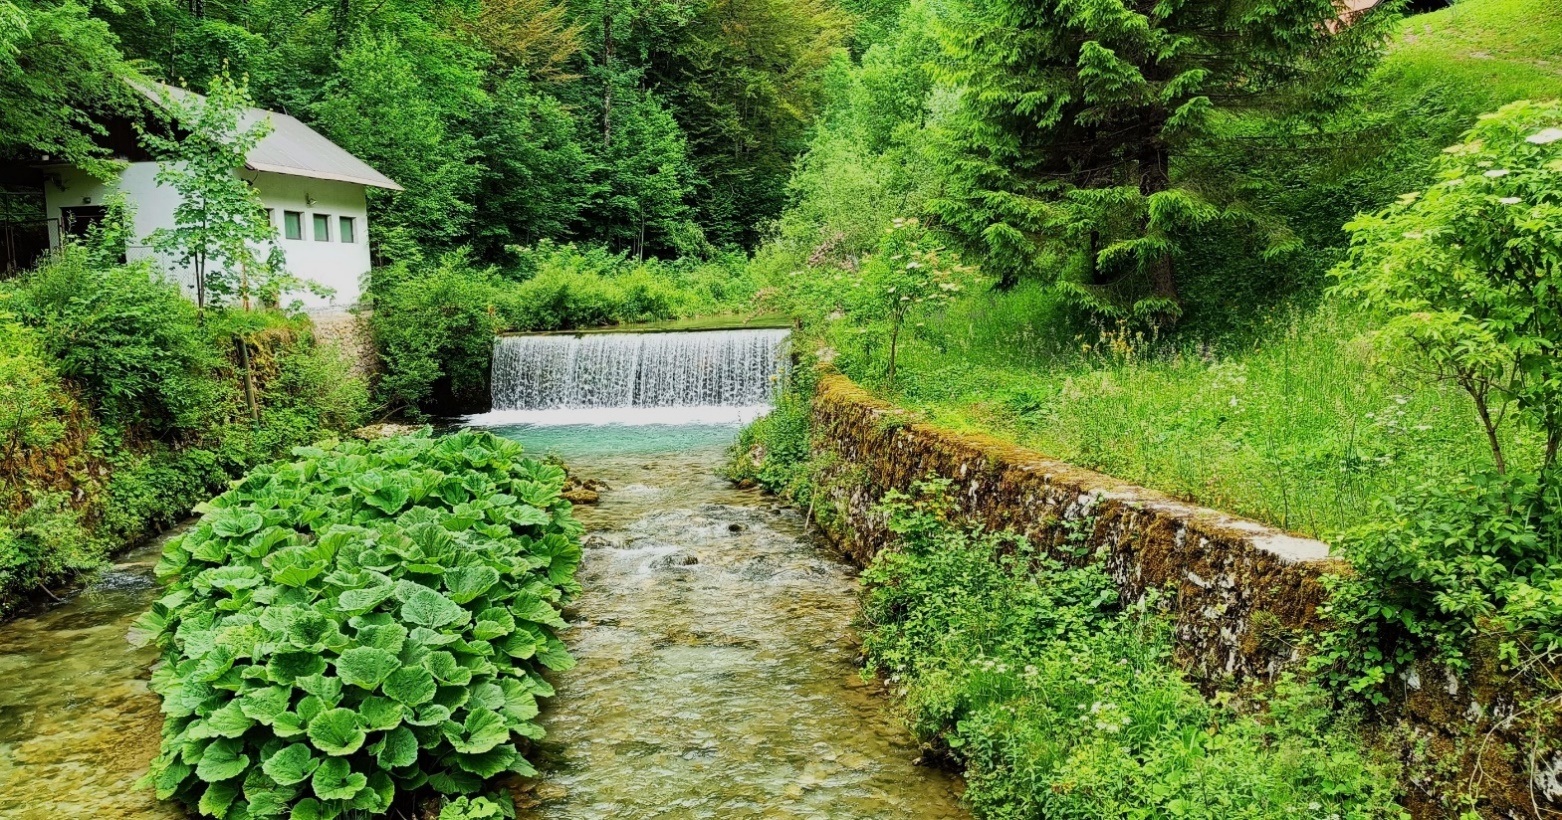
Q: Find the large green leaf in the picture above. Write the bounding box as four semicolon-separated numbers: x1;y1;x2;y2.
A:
261;743;319;787
311;758;367;801
365;484;410;516
536;635;575;671
443;709;511;754
195;738;251;782
204;566;264;593
374;726;419;769
198;780;242;818
284;611;346;653
295;674;343;707
354;623;407;655
264;548;328;588
452;745;519;778
212;511;266;539
357;696;404;732
444;566;500;604
337;583;395;615
400;587;469;629
306;709;366;757
237;686;293;725
381;666;437;707
205;699;257;738
335;647;401;690
267;652;327;685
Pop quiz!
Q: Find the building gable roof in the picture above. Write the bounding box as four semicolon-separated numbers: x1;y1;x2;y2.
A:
140;83;403;192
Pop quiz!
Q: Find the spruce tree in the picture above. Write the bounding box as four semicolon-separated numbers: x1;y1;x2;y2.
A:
930;0;1401;319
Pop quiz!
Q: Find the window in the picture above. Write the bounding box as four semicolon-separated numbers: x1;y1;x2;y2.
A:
339;215;356;244
312;213;330;242
283;211;303;241
264;208;274;227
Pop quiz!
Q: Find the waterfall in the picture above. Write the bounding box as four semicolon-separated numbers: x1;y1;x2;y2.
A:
472;328;790;426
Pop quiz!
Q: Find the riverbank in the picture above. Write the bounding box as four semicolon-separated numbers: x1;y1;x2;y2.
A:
729;368;1562;818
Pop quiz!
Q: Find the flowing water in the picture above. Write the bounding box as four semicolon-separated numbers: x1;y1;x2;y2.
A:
0;328;968;819
482;329;790;426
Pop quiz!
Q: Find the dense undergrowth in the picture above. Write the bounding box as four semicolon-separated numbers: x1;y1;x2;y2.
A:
859;482;1406;819
135;431;580;819
0;248;368;617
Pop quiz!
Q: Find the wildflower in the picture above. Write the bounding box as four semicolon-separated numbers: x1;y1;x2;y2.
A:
1483;169;1509;178
1499;196;1522;205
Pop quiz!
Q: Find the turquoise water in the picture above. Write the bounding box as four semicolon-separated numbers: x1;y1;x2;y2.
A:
477;422;746;460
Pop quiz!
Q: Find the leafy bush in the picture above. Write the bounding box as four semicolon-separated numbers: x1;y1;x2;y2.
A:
135;431;583;819
369;254;509;416
1316;100;1562;702
1333;99;1562;474
6;249;223;436
861;482;1406;819
1314;469;1562;702
725;361;818;504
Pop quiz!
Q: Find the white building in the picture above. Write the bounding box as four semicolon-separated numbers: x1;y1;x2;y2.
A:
39;84;401;312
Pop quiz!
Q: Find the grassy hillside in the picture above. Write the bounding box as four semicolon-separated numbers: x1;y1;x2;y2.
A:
817;0;1562;539
1385;0;1562;112
1377;0;1562;154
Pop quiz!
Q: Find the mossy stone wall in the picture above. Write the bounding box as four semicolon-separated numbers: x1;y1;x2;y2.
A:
804;373;1559;817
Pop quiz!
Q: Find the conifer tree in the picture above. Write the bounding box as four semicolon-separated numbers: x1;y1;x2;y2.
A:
930;0;1401;319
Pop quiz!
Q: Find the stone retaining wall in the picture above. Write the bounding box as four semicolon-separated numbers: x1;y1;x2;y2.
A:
802;372;1559;818
807;373;1337;684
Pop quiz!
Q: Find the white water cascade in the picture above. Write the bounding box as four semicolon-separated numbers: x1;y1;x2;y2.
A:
470;328;790;426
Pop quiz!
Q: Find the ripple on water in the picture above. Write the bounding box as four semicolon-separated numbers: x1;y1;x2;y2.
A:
497;429;968;820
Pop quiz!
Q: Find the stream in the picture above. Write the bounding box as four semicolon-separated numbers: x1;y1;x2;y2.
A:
0;421;967;819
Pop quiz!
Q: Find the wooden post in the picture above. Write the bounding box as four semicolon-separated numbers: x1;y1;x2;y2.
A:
236;334;260;425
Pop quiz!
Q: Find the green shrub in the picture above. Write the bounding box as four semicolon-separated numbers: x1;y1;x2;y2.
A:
369;254;508;416
0;492;98;612
6;249;224;436
861;482;1406;820
1316;99;1562;702
1314;469;1562;702
725;362;817;503
134;431;583;820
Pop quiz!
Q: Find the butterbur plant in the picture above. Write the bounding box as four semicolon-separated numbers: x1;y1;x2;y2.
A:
131;431;584;819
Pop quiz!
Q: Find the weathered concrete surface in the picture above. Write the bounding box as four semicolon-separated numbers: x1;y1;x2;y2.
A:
309;310;377;380
806;373;1338;684
802;372;1560;818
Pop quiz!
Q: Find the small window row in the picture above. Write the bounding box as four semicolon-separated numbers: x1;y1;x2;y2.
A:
266;209;356;244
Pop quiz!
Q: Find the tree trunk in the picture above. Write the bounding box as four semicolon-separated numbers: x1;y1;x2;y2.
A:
1469;384;1508;475
1138;140;1179;306
602;9;614;147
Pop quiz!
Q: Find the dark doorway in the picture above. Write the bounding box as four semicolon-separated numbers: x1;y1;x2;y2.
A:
59;205;108;241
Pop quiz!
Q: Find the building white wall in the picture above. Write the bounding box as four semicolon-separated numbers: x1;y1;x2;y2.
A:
43;163;373;312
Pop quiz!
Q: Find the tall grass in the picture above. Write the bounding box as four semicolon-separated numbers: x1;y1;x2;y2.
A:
830;286;1529;537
